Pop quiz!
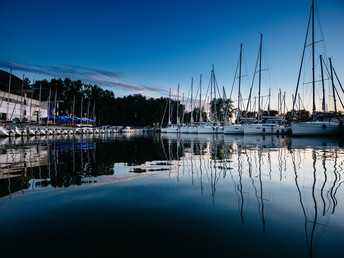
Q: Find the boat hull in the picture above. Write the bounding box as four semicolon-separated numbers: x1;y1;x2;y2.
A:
166;126;180;133
244;124;275;135
180;127;189;134
198;125;221;134
188;126;198;134
224;124;244;134
291;122;341;136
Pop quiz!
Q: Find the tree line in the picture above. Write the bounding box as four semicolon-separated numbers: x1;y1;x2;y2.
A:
30;78;318;127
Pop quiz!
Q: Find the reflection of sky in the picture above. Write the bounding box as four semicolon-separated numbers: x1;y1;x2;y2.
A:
0;134;343;257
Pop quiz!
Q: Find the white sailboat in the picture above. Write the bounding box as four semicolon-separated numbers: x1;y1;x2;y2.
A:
0;126;9;137
224;44;245;134
292;113;341;136
167;85;181;133
14;127;28;136
198;65;223;134
28;127;40;136
291;0;342;136
188;78;198;134
122;126;133;133
244;118;290;135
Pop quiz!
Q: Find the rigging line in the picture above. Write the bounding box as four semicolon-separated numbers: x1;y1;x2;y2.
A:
320;57;344;109
262;38;278;94
160;99;168;126
213;70;222;99
245;44;261;117
229;54;240;100
291;8;312;119
202;73;212;110
332;67;344;94
242;48;251;93
315;0;328;60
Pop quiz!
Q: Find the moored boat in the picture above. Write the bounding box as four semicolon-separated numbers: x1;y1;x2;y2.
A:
291;113;342;136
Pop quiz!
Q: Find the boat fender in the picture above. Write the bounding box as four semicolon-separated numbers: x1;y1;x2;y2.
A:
213;127;215;131
339;121;343;128
262;128;265;132
276;130;279;134
322;124;326;129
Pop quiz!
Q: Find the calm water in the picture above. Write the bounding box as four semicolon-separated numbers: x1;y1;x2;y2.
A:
0;133;344;257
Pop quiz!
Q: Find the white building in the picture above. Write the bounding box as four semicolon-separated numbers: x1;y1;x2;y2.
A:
0;70;58;122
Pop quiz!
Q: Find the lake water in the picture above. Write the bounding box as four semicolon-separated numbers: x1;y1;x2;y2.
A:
0;133;344;257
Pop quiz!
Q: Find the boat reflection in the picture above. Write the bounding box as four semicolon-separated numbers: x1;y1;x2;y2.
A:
0;133;343;257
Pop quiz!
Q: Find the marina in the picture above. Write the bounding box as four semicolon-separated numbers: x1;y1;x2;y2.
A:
1;0;344;257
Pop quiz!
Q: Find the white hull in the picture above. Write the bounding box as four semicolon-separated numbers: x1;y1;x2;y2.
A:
244;124;290;135
224;124;244;134
0;128;9;137
28;129;40;136
291;121;341;136
180;127;189;134
166;126;180;133
198;125;222;134
244;124;275;135
188;126;198;134
15;128;27;136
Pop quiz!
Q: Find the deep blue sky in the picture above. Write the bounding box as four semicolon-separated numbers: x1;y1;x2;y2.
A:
1;0;343;111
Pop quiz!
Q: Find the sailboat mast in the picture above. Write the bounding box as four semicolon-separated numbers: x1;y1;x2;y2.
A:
199;74;203;123
268;88;271;116
20;74;24;122
38;83;42;125
181;93;185;123
210;68;213;122
176;84;180;124
47;86;51;126
87;99;90;125
320;55;326;112
237;43;242;123
258;34;263;120
7;69;12;120
168;88;171;125
54;90;57;124
312;0;316;120
329;58;337;115
80;97;83;125
72;95;75;126
213;65;217;122
190;78;194;123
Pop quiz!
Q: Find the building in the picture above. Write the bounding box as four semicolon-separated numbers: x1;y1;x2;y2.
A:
0;69;59;122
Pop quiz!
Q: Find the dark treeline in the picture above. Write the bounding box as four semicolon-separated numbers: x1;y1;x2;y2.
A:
32;78;185;126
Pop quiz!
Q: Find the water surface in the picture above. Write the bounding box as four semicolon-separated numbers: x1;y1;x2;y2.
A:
0;134;343;257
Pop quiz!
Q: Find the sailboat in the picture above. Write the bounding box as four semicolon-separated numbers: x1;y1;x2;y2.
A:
243;34;290;135
224;44;245;134
161;88;180;133
188;78;198;134
291;0;342;136
198;65;223;134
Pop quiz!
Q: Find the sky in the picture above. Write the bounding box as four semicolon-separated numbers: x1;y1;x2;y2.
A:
0;0;343;111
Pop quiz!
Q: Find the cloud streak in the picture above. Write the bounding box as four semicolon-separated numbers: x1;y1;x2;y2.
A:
0;59;166;94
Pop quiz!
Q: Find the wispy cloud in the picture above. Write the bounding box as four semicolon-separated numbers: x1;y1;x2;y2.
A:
0;59;167;94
